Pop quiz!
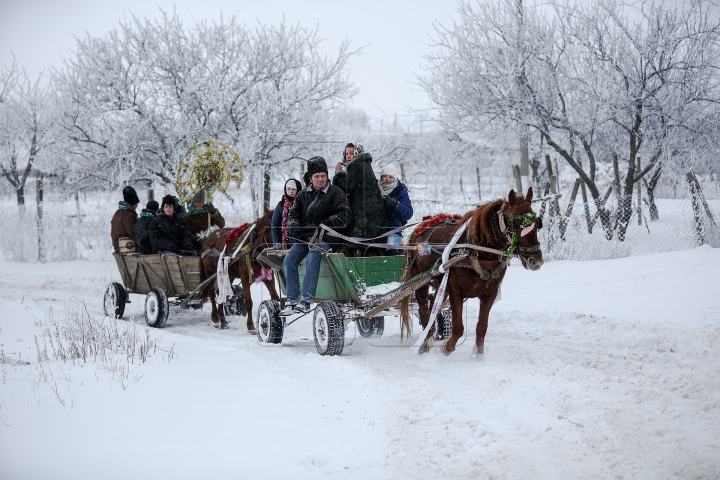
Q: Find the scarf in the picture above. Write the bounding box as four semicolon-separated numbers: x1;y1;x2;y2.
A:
379;179;398;196
139;212;154;218
187;205;207;215
118;204;138;218
281;195;295;249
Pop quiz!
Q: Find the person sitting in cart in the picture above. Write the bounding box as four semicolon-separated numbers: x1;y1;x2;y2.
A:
149;195;195;255
133;200;159;255
331;142;358;192
378;163;413;256
338;149;387;256
111;185;140;254
281;157;351;315
184;189;225;251
271;178;302;250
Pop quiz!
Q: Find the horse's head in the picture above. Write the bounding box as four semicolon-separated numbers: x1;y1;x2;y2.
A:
504;187;544;271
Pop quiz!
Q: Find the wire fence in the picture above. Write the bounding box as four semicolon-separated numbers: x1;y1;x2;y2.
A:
0;167;717;263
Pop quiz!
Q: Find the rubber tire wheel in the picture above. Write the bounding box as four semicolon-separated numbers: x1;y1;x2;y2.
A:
256;300;284;344
103;282;126;319
313;300;344;356
356;316;384;338
145;288;169;328
434;309;453;341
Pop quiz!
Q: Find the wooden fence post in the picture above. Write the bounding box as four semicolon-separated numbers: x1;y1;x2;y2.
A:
559;179;581;239
686;171;706;245
36;172;44;262
636;157;642;225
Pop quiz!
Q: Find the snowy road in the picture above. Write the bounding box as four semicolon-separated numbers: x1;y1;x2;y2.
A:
1;247;719;479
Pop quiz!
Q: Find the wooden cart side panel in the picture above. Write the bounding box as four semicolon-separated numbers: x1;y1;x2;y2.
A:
323;254;361;302
113;253;133;289
138;256;168;293
178;256;203;290
348;256;406;287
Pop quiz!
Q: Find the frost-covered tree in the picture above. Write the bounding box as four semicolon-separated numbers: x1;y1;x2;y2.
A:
0;60;54;209
420;0;720;240
52;11;358;206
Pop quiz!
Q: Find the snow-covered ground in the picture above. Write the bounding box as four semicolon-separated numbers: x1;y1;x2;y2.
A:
1;247;719;479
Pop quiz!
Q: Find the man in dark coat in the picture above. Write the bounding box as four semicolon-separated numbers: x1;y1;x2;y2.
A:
344;151;387;252
149;195;194;255
133;200;159;255
110;186;140;253
281;156;351;315
184;190;225;251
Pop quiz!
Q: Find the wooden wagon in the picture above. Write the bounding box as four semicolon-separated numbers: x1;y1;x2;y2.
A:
256;251;459;356
103;253;243;327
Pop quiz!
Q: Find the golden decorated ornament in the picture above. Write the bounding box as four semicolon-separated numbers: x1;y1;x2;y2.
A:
175;140;244;204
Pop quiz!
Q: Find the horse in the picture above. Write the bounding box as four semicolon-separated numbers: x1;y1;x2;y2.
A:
398;187;544;355
199;207;279;330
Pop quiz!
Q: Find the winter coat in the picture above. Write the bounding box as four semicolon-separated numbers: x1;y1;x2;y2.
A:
271;196;296;248
133;209;156;255
383;181;413;229
110;202;138;253
184;209;225;250
148;213;194;254
287;183;351;244
345;154;387;239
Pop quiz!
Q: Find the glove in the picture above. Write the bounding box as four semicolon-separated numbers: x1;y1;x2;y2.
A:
205;203;217;214
273;243;282;250
382;196;399;208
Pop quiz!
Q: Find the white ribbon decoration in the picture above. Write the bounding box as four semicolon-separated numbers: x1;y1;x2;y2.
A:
412;220;470;353
215;223;257;305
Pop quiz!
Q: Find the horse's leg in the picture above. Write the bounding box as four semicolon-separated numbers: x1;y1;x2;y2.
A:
441;287;466;356
209;284;221;327
238;264;254;332
414;284;434;354
474;292;496;355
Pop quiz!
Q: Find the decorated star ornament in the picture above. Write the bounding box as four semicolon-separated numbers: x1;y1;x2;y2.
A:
175;140;244;205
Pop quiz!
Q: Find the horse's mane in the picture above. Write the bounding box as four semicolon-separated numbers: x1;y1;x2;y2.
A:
251;207;274;250
462;198;506;247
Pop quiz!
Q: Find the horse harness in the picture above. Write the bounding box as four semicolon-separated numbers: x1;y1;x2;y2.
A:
201;228;259;283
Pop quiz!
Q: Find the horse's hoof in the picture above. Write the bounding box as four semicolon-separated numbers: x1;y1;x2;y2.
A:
440;342;454;356
473;344;485;355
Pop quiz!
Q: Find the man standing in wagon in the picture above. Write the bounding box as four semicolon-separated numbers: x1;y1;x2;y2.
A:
281;156;351;315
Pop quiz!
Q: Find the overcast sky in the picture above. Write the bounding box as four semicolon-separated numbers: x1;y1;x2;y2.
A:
0;0;459;119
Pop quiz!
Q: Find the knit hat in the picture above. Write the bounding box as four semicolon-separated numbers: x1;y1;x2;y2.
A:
284;179;302;193
122;186;140;206
146;200;159;212
306;156;328;178
161;194;175;209
354;152;372;163
380;163;398;178
189;189;206;204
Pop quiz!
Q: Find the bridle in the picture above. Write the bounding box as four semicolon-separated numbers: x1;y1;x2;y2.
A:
496;204;543;261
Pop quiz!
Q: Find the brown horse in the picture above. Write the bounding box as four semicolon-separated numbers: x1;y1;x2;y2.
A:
399;187;544;355
200;207;279;330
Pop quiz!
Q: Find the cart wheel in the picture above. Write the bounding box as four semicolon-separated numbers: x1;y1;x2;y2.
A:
313;301;344;356
103;282;126;319
434;309;452;341
356;316;384;338
145;288;169;328
256;300;283;344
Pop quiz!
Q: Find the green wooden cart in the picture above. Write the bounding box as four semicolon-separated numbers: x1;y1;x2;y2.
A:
256;251;460;356
103;253;244;327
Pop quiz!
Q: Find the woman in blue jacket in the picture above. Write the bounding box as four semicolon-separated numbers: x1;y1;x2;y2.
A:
378;164;413;255
271;178;302;250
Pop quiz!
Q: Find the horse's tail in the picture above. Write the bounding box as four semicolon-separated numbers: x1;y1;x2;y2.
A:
398;251;412;340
